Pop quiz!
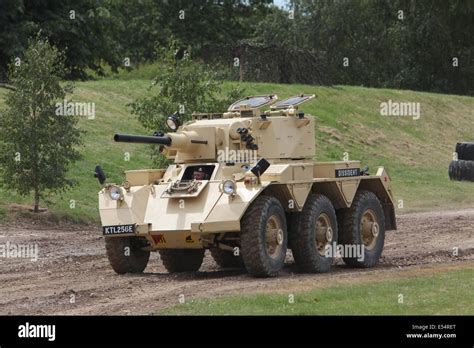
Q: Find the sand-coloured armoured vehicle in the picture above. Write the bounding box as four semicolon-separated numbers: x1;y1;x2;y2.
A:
96;94;396;277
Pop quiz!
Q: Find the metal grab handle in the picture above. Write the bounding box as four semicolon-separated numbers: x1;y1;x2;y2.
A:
165;180;201;194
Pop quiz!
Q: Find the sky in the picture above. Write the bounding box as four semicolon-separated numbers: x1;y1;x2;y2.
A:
273;0;288;9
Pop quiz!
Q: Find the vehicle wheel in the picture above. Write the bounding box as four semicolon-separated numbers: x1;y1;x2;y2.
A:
210;248;244;268
105;237;150;274
338;191;385;268
290;194;338;273
159;249;205;272
240;196;287;278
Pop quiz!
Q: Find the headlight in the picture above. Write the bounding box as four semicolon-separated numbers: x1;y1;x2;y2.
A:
108;185;122;200
166;114;181;131
222;180;236;195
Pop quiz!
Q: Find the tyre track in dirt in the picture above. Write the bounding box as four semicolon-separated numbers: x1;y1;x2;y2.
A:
0;209;473;315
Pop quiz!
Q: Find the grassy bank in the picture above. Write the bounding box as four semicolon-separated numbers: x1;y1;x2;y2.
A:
0;79;473;222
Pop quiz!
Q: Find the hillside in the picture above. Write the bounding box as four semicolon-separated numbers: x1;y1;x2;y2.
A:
0;80;473;222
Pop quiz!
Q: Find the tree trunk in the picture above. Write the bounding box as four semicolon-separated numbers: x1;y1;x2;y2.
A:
34;189;40;213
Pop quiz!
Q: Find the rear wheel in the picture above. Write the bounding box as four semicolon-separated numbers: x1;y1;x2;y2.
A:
105;237;150;274
159;249;205;272
210;248;244;268
240;196;287;278
338;191;385;268
290;194;338;273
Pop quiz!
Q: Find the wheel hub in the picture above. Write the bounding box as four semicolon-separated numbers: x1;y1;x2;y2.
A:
266;215;284;258
360;209;378;250
315;213;333;255
371;222;379;237
326;227;333;242
276;228;284;245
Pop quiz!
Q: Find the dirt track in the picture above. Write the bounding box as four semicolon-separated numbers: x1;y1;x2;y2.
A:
0;209;473;315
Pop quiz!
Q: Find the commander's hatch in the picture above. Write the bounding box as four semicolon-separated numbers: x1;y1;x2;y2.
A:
270;94;315;110
228;95;277;117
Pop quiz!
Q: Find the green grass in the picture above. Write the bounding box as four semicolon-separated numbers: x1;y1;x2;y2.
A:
161;268;474;315
0;75;473;222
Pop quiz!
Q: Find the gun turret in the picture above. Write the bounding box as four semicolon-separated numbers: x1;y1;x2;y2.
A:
113;94;316;163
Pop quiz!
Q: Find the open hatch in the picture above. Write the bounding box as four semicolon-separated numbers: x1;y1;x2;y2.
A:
270;94;315;110
228;95;278;111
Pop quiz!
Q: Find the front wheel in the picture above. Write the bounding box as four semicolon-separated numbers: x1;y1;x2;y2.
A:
338;191;386;268
105;237;150;274
240;196;288;278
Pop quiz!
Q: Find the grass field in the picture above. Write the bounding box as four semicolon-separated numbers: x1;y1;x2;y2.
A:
0;76;473;222
161;268;474;315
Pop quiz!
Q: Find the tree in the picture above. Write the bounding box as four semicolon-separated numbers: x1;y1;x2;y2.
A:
104;0;167;65
0;0;34;81
0;0;273;81
23;0;122;79
129;43;243;167
0;0;122;81
0;37;83;212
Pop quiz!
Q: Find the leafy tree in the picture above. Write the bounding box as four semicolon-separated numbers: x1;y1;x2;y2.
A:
0;0;34;81
262;0;474;95
157;0;273;55
0;0;273;80
0;37;83;212
0;0;122;80
23;0;122;79
104;0;167;65
1;0;472;94
129;43;243;167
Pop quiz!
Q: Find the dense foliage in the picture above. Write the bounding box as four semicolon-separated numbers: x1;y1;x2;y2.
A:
0;0;472;94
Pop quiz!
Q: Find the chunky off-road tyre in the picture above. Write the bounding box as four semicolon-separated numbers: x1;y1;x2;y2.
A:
449;160;474;181
455;142;474;161
338;191;385;268
105;237;150;274
159;249;205;272
240;196;288;278
210;248;244;268
290;194;338;273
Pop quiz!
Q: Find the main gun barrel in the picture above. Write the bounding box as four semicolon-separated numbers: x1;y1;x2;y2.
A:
114;134;172;146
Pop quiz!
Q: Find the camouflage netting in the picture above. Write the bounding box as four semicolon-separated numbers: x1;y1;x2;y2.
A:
202;43;331;85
